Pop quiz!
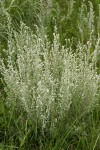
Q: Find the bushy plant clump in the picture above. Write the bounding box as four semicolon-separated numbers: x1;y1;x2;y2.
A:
0;22;99;130
0;1;100;149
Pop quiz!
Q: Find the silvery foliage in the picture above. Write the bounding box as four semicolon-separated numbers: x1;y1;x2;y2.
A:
78;1;100;42
0;22;100;129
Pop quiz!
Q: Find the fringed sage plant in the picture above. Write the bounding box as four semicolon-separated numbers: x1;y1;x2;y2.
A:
0;22;100;130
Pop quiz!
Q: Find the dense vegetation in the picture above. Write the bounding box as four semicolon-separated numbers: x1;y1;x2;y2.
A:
0;0;100;149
